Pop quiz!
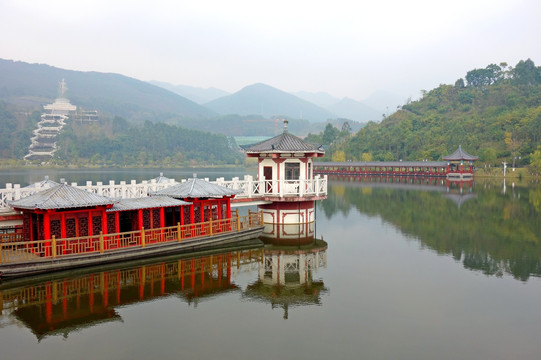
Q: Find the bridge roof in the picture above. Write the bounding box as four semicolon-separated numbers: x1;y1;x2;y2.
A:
315;161;448;167
9;183;114;210
243;120;324;155
150;176;241;199
442;145;478;161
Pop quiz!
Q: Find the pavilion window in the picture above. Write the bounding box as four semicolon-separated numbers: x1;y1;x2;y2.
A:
152;208;160;228
285;162;300;180
107;213;116;233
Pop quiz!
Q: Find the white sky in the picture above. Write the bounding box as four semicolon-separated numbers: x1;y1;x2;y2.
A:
1;0;540;102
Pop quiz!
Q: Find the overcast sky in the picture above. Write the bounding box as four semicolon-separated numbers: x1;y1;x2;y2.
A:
1;0;540;103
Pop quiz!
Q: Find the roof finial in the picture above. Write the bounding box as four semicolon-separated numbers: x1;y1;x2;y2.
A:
283;119;288;133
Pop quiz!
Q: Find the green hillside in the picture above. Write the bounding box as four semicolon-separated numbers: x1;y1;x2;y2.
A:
0;59;215;121
337;59;541;170
53;117;243;167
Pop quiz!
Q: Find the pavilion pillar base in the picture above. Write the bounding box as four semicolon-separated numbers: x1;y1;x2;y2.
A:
258;200;315;245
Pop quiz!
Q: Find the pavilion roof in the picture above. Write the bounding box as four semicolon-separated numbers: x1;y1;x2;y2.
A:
107;196;190;212
150;176;241;199
442;145;478;161
23;176;60;189
243;120;324;154
148;173;177;184
8;183;115;210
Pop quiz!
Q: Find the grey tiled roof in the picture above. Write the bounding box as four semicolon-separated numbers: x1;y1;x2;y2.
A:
442;146;478;161
9;184;115;210
107;196;190;212
150;177;241;199
23;177;60;189
149;173;177;184
315;161;448;167
244;131;324;154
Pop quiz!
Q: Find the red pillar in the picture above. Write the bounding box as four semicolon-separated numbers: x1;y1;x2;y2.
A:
61;213;66;255
180;205;184;225
43;212;51;257
138;209;143;230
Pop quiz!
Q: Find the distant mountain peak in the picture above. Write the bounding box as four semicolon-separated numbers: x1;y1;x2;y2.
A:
205;83;335;122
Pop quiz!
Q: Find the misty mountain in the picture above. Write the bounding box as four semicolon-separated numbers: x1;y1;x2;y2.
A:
294;91;340;108
362;90;406;116
149;80;229;104
328;97;381;122
0;59;216;121
205;83;336;122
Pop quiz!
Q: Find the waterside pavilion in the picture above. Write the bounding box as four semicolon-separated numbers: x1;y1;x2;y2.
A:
244;120;326;244
443;145;478;178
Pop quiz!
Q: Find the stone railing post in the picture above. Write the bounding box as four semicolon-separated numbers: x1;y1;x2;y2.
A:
244;175;253;198
120;181;127;198
130;180;137;197
14;184;20;200
109;180;116;198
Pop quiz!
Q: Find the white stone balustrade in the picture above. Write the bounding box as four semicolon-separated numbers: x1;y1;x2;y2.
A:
0;175;327;210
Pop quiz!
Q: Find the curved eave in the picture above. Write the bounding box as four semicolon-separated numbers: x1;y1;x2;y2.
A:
246;151;325;158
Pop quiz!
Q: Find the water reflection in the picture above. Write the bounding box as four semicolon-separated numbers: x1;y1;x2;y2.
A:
0;239;329;339
320;176;541;281
0;244;264;340
244;239;328;319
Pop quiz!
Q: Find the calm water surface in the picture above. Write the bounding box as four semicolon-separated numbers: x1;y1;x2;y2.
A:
1;169;541;360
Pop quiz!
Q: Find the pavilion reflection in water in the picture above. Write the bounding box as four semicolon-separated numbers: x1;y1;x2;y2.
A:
0;239;329;339
243;239;328;319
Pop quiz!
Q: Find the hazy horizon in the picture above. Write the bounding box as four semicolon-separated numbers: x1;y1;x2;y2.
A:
1;0;540;103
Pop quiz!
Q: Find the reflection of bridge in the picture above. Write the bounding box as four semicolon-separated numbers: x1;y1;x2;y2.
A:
327;175;476;207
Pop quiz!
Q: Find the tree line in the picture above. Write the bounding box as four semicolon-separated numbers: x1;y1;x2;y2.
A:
314;59;541;173
50;117;244;167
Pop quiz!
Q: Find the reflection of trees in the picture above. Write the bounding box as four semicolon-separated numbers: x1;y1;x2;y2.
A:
320;179;541;281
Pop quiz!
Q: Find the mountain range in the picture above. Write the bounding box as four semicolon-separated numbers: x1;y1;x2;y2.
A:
0;58;400;125
0;59;214;122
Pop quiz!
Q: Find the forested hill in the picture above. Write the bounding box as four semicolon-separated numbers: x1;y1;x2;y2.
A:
54;117;243;167
339;59;541;167
0;59;215;121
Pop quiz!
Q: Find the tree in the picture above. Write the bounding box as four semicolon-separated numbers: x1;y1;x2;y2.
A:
480;148;497;165
530;148;541;174
332;150;346;162
512;59;541;86
361;152;373;162
322;123;339;145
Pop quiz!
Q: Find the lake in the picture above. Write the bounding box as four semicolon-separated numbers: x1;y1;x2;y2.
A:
0;169;540;360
